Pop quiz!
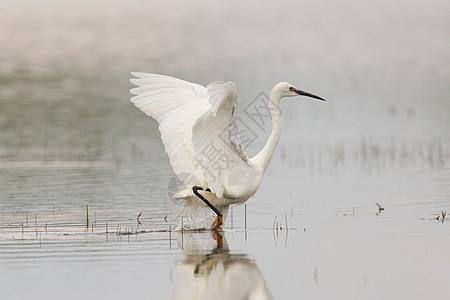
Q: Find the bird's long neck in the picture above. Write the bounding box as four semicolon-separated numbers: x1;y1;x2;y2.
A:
250;89;282;174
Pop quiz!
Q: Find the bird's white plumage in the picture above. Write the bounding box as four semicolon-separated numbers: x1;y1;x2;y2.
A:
192;81;256;198
130;73;255;198
130;73;209;185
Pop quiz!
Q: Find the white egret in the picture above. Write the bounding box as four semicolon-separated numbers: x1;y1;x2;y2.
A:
130;73;325;230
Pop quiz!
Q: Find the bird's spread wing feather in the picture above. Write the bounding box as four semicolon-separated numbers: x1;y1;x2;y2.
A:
130;73;209;184
192;81;256;198
130;73;255;198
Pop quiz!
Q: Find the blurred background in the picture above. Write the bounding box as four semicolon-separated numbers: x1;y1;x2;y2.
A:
1;0;448;210
0;0;449;299
1;0;448;159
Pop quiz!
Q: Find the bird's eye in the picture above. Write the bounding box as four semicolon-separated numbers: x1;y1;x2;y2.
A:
289;87;294;92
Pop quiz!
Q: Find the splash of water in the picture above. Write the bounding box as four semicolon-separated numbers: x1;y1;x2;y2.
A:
175;206;217;231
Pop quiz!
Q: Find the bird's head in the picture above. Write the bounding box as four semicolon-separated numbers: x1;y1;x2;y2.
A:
273;82;325;101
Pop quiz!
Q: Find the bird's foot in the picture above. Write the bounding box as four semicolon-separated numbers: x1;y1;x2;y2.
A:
211;215;223;231
211;230;223;247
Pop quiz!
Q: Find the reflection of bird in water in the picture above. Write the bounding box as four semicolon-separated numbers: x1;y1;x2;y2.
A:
172;231;272;300
130;73;325;230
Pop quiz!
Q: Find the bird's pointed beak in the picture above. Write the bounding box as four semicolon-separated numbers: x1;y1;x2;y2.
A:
291;87;326;101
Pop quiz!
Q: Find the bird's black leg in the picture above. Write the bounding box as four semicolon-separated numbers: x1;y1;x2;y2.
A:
192;186;222;217
193;186;224;230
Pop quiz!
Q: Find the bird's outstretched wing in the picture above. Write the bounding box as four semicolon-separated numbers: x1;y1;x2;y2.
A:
130;73;255;198
130;73;209;183
191;81;256;198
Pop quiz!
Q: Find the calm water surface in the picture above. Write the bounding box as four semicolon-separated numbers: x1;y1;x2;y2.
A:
1;0;449;299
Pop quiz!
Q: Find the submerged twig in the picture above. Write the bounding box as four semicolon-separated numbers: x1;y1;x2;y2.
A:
137;212;142;225
376;203;384;212
285;213;288;231
276;221;279;234
245;204;247;230
231;206;233;230
437;211;446;222
86;204;89;229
